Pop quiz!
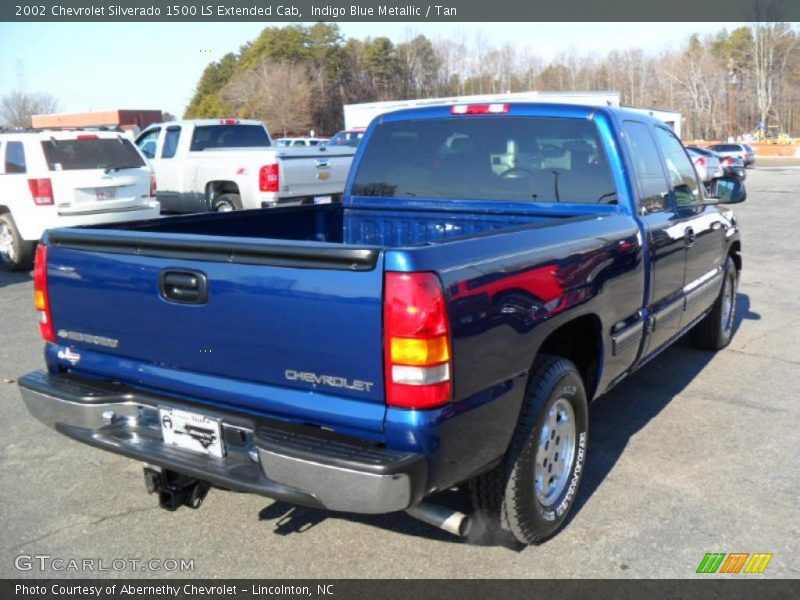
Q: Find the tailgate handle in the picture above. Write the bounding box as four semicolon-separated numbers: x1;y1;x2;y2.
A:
160;270;208;304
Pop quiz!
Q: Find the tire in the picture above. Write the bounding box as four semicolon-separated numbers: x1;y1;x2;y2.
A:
689;256;738;350
212;193;242;212
470;354;589;545
0;214;35;272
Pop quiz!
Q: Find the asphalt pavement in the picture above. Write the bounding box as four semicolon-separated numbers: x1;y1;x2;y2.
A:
1;165;798;578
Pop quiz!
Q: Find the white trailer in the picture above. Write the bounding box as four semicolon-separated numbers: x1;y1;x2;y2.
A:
344;92;682;137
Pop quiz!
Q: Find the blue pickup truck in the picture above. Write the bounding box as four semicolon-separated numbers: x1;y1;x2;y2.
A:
19;103;745;545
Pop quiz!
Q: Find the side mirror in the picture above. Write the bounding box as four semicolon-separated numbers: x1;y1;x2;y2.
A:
711;177;746;204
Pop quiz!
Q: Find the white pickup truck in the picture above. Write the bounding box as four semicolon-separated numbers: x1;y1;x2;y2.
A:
134;119;356;213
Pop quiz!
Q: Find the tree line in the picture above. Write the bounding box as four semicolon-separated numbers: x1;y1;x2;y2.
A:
184;22;799;141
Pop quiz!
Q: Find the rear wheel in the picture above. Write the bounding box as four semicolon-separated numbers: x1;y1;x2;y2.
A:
212;193;242;212
0;214;35;272
690;256;738;350
471;354;589;545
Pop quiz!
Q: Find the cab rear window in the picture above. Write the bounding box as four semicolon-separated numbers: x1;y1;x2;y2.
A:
189;125;270;151
352;116;616;204
41;138;145;171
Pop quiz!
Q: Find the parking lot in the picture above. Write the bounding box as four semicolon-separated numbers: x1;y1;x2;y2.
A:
0;163;798;579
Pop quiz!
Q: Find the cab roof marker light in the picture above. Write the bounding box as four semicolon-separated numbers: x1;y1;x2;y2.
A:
450;104;510;115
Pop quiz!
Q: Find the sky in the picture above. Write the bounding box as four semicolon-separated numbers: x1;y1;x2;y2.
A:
0;22;744;117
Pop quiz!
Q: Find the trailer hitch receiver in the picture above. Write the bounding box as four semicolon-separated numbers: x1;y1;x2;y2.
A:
143;466;210;511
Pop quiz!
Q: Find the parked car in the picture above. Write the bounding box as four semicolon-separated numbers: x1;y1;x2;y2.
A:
688;146;747;181
275;137;329;147
686;147;724;183
708;142;755;167
135;119;355;213
326;128;365;147
0;129;159;271
19;104;745;545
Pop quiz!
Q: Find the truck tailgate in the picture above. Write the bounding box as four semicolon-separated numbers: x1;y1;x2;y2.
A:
45;233;386;431
278;147;355;198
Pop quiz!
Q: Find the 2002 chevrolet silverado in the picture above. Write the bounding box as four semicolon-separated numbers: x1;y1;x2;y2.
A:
19;103;745;544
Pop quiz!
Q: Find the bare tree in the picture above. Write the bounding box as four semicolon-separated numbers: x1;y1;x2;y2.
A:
221;60;313;137
751;22;798;130
0;91;59;128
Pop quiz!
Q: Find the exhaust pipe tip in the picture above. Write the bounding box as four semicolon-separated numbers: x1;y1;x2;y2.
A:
406;502;472;537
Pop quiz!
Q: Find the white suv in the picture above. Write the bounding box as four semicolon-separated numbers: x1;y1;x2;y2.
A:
0;130;160;270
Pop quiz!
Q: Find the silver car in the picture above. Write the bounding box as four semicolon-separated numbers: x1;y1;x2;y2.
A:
708;143;756;167
687;147;724;183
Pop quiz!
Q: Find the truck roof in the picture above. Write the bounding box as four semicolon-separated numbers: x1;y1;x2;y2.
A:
373;102;665;128
144;118;266;128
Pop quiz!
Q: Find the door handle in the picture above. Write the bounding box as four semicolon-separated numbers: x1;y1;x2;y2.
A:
315;159;331;169
160;270;208;304
685;227;696;247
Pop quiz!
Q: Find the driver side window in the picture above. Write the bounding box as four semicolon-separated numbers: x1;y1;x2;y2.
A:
653;126;701;207
136;129;160;159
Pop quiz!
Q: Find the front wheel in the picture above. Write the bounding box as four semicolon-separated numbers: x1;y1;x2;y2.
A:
689;256;738;350
471;354;589;545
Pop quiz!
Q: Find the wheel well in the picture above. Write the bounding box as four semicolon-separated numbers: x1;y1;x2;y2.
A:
729;241;742;273
205;181;240;199
0;205;8;215
537;314;602;400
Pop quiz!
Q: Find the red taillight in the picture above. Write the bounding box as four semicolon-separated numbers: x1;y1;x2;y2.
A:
76;134;98;140
28;178;54;205
149;172;157;197
451;103;510;115
693;156;707;167
259;164;279;192
723;157;734;165
33;245;56;343
219;119;240;125
384;272;452;409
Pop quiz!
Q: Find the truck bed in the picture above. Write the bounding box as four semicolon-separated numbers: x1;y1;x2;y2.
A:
41;201;610;439
81;202;584;249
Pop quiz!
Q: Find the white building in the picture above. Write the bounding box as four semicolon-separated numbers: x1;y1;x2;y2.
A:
343;91;682;137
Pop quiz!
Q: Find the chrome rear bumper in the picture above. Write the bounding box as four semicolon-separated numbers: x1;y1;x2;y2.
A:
19;371;426;514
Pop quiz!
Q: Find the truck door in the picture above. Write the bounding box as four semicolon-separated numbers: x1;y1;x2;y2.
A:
621;120;686;355
652;126;727;329
136;126;175;212
155;125;191;212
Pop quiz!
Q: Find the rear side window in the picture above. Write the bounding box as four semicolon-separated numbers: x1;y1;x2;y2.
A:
189;125;270;151
622;121;669;213
688;146;713;157
162;126;181;158
352;116;617;204
40;138;146;171
5;141;26;174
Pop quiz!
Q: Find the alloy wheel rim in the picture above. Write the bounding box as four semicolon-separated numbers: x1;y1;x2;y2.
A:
721;275;735;333
534;398;577;507
0;223;15;262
